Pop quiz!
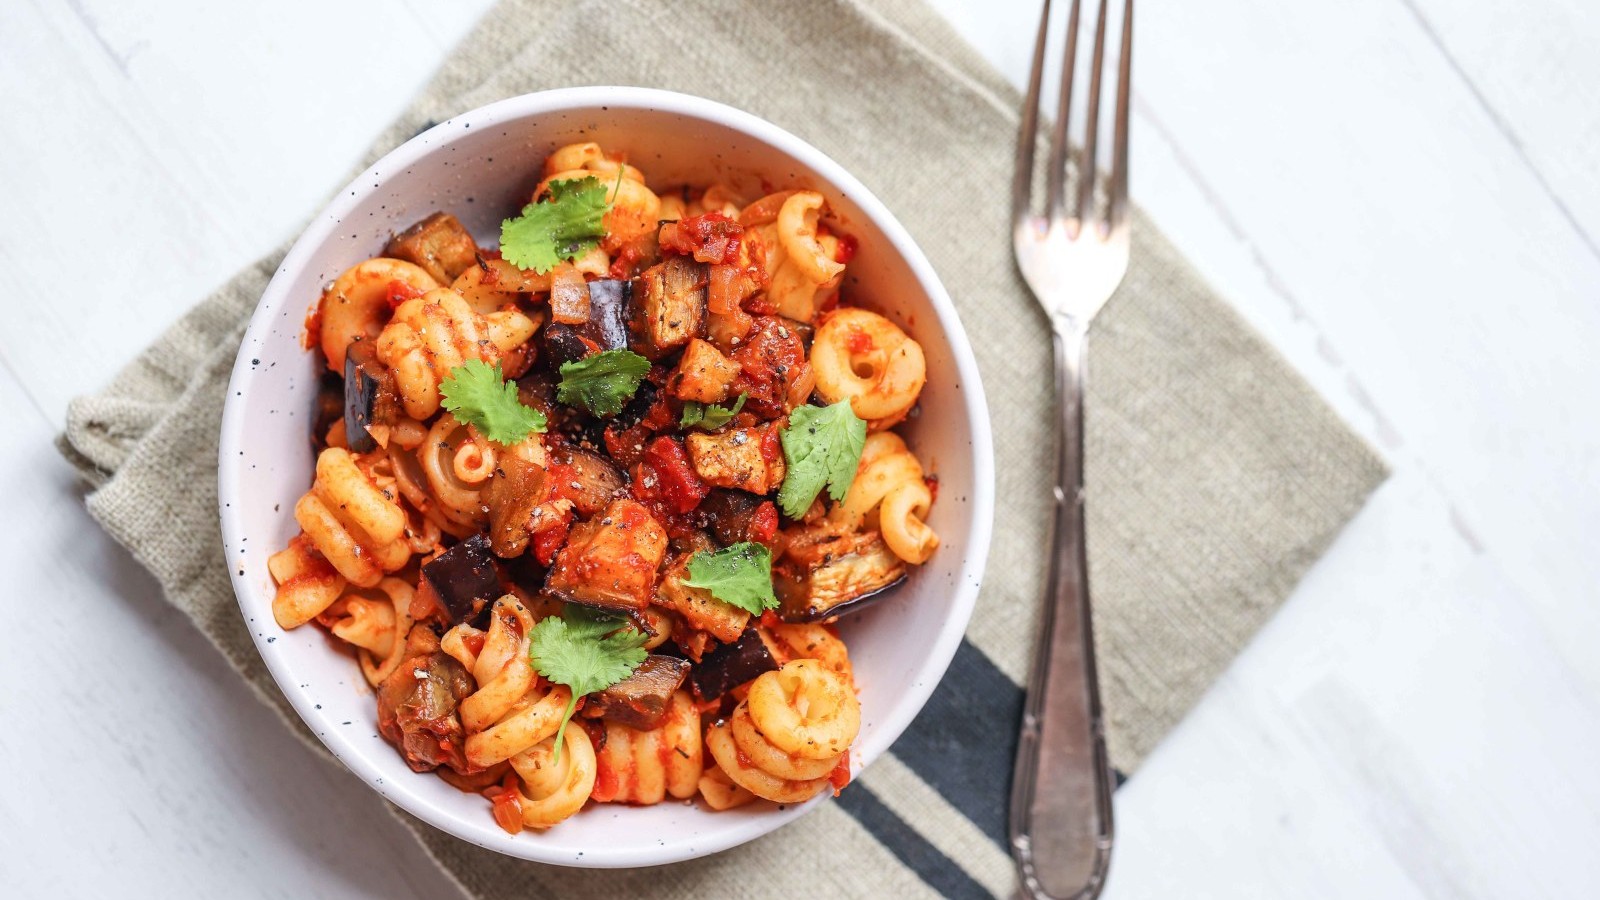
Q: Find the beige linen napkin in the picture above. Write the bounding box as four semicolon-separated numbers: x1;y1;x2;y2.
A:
59;0;1386;896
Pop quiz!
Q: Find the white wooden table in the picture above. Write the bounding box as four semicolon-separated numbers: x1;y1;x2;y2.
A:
5;1;1598;897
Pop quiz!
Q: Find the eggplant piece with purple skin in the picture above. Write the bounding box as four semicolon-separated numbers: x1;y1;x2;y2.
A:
697;490;768;546
774;529;907;623
585;654;691;730
420;533;501;624
548;445;626;518
541;323;592;372
376;627;475;774
690;627;780;701
342;340;399;453
585;279;632;350
630;256;707;359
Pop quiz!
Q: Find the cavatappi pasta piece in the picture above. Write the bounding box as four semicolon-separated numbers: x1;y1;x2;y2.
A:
705;660;858;804
293;447;411;589
697;762;758;811
318;258;440;373
450;255;552;314
499;726;598;830
376;288;537;420
746;659;860;761
325;576;415;686
590;690;703;805
828;431;939;564
415;414;498;530
811;308;927;428
762;621;853;682
776;191;845;284
268;534;346;629
537;145;660;248
457;596;575;768
705;718;831;804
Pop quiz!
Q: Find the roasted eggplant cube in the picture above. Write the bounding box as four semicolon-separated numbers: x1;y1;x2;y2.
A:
552;446;626;518
541;323;592;372
342;339;399;453
420;533;502;624
698;489;766;546
630;256;707;359
545;498;668;614
690;627;780;701
655;556;751;643
585;279;633;351
686;423;785;494
669;338;741;403
383;212;479;285
586;654;691;730
775;530;907;622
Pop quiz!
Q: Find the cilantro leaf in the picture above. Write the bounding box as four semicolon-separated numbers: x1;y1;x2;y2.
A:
439;359;547;443
682;542;778;615
557;349;651;417
680;393;747;430
777;399;867;518
499;176;610;274
529;604;648;762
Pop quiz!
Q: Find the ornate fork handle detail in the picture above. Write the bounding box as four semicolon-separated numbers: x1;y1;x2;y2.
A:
1009;319;1114;899
1006;0;1131;897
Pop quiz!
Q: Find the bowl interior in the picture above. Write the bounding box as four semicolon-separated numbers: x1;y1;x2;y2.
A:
220;89;992;867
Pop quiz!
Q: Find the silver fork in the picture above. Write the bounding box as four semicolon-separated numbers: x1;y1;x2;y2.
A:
1008;0;1131;897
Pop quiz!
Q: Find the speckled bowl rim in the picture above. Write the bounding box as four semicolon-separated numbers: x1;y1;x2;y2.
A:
218;86;994;867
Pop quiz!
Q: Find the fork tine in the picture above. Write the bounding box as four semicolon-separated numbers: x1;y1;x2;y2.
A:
1107;0;1133;233
1012;0;1053;231
1075;0;1110;225
1045;0;1084;223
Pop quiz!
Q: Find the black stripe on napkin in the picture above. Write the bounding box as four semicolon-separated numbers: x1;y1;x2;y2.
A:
835;785;994;900
892;639;1131;851
892;639;1024;848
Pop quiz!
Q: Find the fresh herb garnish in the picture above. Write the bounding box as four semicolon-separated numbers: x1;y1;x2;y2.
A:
682;542;778;615
529;604;648;762
680;392;747;430
556;349;651;417
499;175;610;274
776;399;867;518
439;359;547;443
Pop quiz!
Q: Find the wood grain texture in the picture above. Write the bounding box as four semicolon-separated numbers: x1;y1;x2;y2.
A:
6;0;1599;897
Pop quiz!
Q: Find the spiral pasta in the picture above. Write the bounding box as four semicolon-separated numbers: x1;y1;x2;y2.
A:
267;534;346;629
415;414;497;529
590;690;703;805
811;307;927;428
291;447;411;590
324;576;416;686
538;142;660;247
705;660;858;804
455;596;574;769
376;288;537;420
318;258;440;373
501;726;598;829
828;432;939;564
776;191;845;284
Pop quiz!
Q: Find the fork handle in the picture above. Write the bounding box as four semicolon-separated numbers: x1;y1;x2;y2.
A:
1009;320;1115;899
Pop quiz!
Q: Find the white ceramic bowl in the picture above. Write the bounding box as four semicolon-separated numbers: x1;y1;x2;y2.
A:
218;87;994;868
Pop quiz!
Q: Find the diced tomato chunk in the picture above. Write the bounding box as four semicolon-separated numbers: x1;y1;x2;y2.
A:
659;212;744;265
747;501;780;546
631;436;709;515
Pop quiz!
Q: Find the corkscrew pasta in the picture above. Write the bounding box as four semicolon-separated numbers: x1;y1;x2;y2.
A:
269;142;942;831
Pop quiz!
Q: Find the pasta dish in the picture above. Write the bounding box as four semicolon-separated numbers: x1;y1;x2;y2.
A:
268;142;938;832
